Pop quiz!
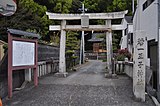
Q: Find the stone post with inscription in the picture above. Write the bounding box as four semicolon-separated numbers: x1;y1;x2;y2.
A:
133;30;146;102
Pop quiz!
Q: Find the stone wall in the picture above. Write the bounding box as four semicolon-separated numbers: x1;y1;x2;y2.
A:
124;62;133;78
38;44;59;61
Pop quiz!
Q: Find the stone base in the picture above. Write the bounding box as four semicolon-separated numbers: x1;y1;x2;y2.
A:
55;72;68;78
133;95;145;102
105;73;118;79
14;81;28;91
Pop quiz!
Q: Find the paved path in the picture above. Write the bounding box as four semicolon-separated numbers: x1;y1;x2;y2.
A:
3;60;154;106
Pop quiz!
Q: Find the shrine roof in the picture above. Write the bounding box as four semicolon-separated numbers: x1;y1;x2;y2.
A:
88;33;104;42
7;29;40;39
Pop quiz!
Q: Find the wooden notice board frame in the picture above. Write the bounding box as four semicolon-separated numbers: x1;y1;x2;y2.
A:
8;30;38;98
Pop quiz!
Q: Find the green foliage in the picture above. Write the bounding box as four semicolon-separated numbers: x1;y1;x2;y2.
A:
71;56;78;59
83;0;99;12
112;32;122;52
66;50;75;54
116;54;125;61
34;0;56;11
49;32;60;46
70;0;82;13
96;33;105;39
107;0;133;15
65;31;79;69
3;44;8;53
0;0;52;42
66;31;80;64
54;0;72;13
66;31;80;52
0;0;134;49
102;59;107;62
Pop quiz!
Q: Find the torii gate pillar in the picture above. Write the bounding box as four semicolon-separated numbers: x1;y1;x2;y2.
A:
56;20;68;77
106;20;113;75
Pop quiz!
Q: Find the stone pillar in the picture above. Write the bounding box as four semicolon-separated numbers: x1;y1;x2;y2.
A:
122;30;125;49
25;69;32;82
106;20;113;75
79;31;85;64
133;30;146;102
57;20;68;77
82;31;85;63
79;37;82;65
158;28;160;102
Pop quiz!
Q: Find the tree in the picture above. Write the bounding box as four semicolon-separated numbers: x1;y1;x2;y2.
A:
98;0;112;12
54;0;72;13
0;0;52;42
34;0;55;12
70;0;82;13
66;31;80;54
107;0;132;15
66;31;80;68
83;0;99;13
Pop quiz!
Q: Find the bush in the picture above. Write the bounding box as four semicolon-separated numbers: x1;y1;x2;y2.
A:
115;48;131;61
102;59;107;62
116;54;125;61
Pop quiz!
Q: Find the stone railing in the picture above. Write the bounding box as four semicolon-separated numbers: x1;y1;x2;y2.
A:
25;59;59;81
85;52;107;60
37;60;59;77
113;61;125;74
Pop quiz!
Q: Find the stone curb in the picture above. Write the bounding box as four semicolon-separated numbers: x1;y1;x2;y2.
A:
151;96;160;106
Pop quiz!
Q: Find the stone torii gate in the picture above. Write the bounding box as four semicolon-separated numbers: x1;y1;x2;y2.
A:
46;10;128;77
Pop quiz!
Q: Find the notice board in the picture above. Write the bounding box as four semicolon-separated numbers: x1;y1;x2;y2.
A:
12;41;35;66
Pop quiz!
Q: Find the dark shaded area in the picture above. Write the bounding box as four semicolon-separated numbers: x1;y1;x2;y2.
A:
148;40;158;90
125;16;133;23
0;53;24;99
38;44;59;61
85;31;93;51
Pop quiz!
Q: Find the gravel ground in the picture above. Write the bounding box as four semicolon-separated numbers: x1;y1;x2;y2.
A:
3;60;155;106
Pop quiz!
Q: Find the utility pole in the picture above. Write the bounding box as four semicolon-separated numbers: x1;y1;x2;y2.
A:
132;0;134;14
79;3;86;64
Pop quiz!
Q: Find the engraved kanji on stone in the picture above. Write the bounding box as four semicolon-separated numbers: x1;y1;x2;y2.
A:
138;53;143;59
137;78;144;85
137;48;144;51
137;70;143;77
138;61;144;68
137;38;144;46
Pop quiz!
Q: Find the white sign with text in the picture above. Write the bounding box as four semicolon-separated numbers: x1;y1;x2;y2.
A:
12;41;35;66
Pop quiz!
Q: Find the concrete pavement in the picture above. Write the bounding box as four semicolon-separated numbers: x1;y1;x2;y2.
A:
3;60;155;106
